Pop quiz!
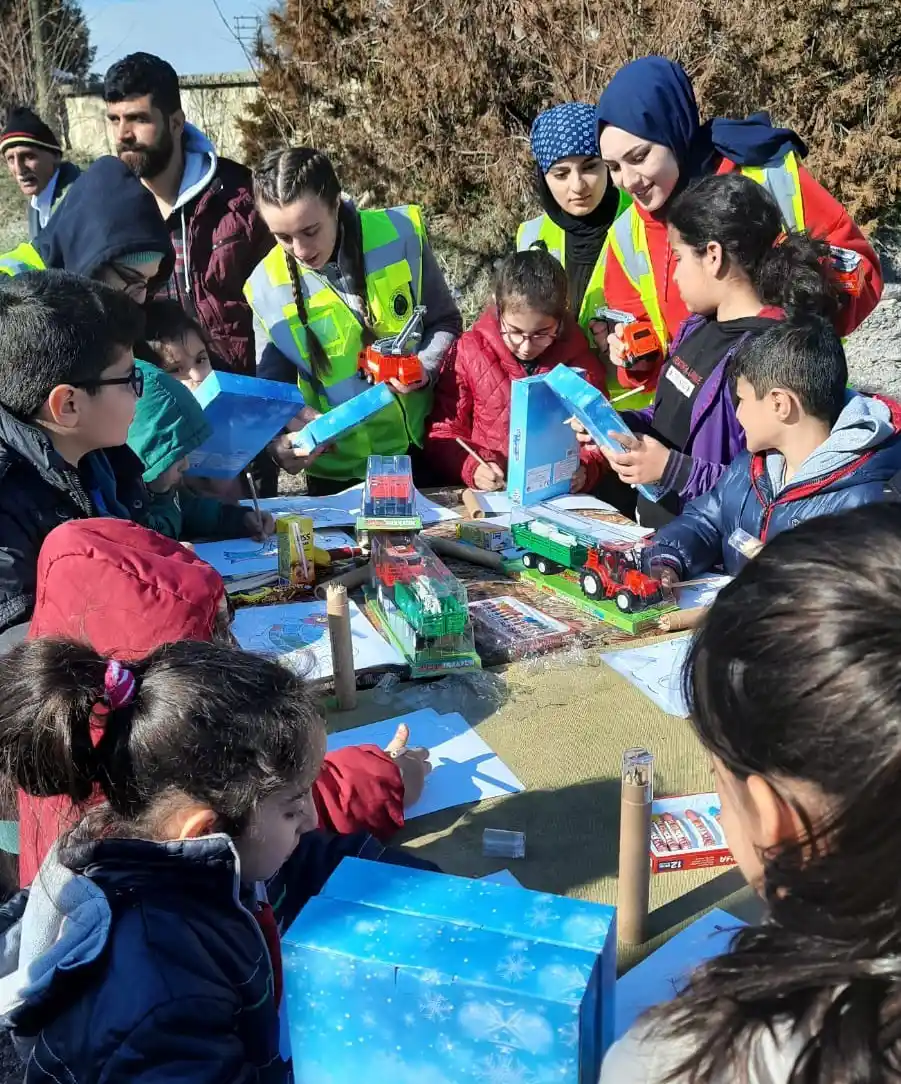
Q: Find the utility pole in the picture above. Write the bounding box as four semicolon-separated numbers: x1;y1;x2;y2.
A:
28;0;50;119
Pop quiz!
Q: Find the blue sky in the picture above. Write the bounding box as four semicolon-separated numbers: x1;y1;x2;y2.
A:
82;0;269;76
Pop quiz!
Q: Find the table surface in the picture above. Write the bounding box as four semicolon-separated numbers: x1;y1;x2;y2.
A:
324;489;761;964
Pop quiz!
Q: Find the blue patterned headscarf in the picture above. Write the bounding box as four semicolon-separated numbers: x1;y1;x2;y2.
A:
530;103;599;174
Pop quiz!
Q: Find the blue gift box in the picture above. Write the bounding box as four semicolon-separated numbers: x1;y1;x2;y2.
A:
291;383;397;455
282;858;616;1083
542;365;663;502
508;374;580;506
185;371;304;479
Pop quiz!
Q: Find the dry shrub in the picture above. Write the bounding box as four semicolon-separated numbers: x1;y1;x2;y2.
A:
240;0;901;236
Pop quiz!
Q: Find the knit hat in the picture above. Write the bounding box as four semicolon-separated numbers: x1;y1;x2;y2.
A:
128;359;212;483
117;251;167;268
0;106;61;155
530;103;599;174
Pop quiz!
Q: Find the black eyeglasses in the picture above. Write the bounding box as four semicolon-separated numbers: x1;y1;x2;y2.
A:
73;366;144;398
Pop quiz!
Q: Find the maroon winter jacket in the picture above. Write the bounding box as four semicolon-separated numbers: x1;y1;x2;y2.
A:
426;306;608;489
162;132;274;376
19;519;406;887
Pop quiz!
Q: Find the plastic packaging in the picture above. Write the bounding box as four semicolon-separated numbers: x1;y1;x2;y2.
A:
482;828;526;859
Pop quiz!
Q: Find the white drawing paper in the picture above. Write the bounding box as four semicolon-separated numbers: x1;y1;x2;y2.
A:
326;708;525;819
193;536;279;578
674;575;732;610
231;599;404;678
600;636;692;717
480;492;622;523
240;484;459;527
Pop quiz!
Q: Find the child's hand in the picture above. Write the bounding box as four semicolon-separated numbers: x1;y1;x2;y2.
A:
570;464;588;493
566;416;596;447
267;433;328;475
244;510;276;540
602;432;669;485
385;723;432;808
473;461;506;492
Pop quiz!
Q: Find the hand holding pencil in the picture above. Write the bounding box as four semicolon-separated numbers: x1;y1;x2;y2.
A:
456;436;505;492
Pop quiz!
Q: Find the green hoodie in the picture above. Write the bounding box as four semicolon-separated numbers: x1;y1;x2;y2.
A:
127;359;251;541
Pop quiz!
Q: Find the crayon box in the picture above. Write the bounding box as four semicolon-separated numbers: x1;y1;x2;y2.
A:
276;516;315;586
649;792;735;873
456;520;512;552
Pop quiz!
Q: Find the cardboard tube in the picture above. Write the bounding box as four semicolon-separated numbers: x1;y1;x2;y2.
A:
428;535;505;571
326;584;357;710
461;489;485;519
658;607;706;632
314;562;370;600
617;750;653;945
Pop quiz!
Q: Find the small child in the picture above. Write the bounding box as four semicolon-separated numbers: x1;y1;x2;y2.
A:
644;319;901;580
602;502;901;1081
0;270;146;642
142;298;215;390
127;359;275;541
586;173;839;528
0;637;437;1079
427;249;607;492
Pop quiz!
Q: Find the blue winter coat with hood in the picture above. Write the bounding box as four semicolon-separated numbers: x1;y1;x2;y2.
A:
646;392;901;578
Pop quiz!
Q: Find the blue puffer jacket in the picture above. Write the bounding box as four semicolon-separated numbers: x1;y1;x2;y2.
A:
0;829;438;1083
647;393;901;578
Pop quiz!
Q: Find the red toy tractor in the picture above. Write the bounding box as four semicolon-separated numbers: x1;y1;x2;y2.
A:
358;305;427;387
578;542;666;613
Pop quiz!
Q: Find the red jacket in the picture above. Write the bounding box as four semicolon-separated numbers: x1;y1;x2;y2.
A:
19;519;404;887
603;155;884;393
426;307;608;489
175;156;274;376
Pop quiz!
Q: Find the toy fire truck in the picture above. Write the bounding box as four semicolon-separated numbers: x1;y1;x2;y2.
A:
358;306;427;387
512;519;667;613
595;307;663;370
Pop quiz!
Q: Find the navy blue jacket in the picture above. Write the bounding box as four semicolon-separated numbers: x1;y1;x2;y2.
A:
1;830;438;1083
647;395;901;578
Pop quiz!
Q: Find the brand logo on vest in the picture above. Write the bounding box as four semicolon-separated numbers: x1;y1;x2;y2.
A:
392;291;410;318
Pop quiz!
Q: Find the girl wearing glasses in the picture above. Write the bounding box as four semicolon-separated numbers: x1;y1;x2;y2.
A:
426;249;607;492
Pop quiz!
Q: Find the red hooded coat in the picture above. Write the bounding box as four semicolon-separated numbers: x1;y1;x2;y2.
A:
18;518;405;887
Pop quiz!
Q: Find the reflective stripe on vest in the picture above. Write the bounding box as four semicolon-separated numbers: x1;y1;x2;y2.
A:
608;152;807;352
0;242;45;277
245;205;432;480
516;214;564;264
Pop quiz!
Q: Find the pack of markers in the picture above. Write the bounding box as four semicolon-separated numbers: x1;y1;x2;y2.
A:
649;793;735;873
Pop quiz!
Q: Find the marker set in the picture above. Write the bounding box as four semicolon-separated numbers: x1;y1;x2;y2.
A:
649;793;735;873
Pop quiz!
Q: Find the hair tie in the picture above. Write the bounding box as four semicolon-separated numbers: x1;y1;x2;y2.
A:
103;659;137;710
774;232;789;248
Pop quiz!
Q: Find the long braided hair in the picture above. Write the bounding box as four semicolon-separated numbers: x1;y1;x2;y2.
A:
253;147;373;384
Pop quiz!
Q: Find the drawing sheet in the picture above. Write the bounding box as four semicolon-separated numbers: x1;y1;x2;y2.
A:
675;574;732;610
326;708;525;819
231;599;405;678
240;484;459;527
476;492;621;522
193;536;279;578
600;636;692;717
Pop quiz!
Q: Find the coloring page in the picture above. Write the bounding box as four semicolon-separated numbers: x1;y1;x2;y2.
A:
600;636;692;717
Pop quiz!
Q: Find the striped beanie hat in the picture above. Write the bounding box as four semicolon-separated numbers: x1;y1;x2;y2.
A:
0;107;61;155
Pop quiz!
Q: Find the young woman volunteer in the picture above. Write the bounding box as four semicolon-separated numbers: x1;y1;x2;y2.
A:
595;55;882;395
517;102;640;406
247;147;462;494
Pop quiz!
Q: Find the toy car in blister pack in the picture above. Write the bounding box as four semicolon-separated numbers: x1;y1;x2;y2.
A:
362;454;416;518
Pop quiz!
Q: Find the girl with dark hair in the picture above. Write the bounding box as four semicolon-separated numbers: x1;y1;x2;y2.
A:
0;637;435;1080
246;147;462;494
602;501;901;1083
578;172;840;527
427;248;607;491
596;55;882;395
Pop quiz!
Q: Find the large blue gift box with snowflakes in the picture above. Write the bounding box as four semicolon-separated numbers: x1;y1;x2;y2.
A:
282;858;616;1084
184;371;304;479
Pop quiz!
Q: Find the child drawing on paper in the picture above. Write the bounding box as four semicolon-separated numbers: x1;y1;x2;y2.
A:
602;505;901;1083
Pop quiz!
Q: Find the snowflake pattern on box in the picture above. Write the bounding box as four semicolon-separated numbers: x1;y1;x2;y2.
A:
282;859;616;1083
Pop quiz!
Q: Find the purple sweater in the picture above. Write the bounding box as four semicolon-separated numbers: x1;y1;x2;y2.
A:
623;309;782;508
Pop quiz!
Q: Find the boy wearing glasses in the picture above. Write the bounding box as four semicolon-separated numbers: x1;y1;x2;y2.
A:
0;271;147;646
426;249;608;492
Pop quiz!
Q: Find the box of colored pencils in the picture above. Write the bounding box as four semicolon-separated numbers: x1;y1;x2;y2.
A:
649;793;735;873
277;516;315;587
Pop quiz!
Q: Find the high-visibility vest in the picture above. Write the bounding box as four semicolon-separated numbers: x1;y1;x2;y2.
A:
0;242;46;277
607;151;807;352
245;205;433;481
516;189;651;410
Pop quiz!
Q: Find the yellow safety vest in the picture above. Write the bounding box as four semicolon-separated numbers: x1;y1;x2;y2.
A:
607;152;807;352
516;190;651;410
0;242;46;276
245;205;433;481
